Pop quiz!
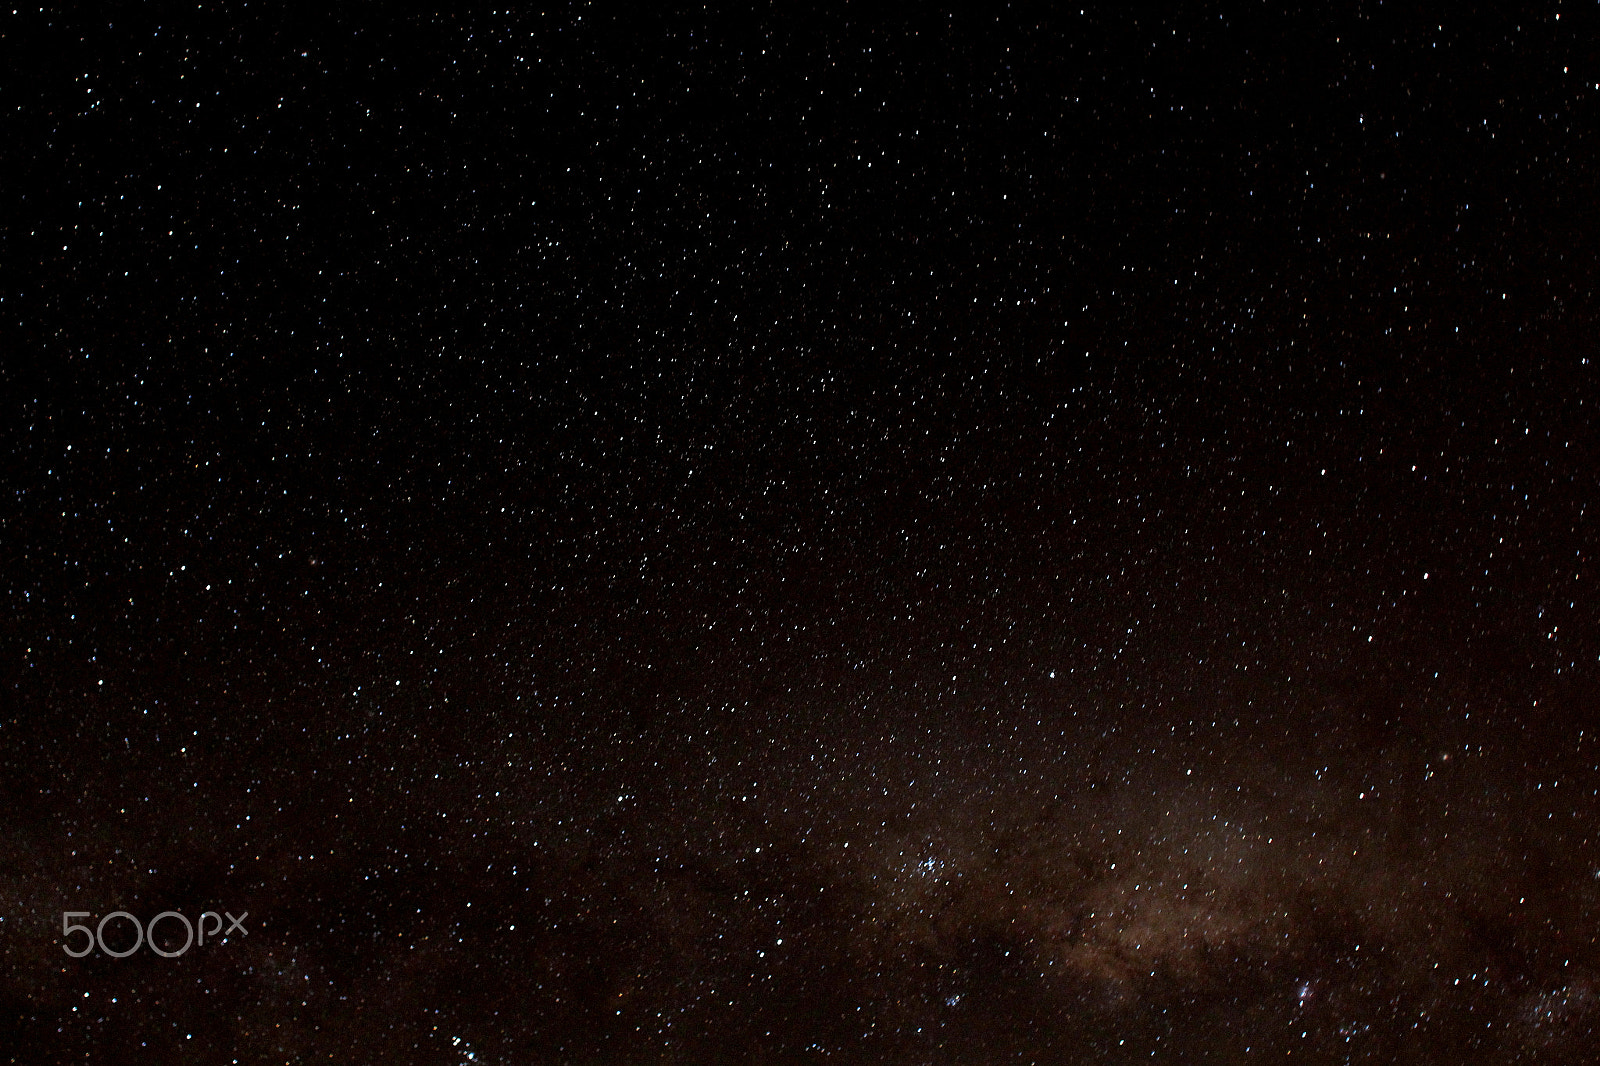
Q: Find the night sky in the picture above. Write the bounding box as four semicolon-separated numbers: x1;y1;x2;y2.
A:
5;4;1600;1063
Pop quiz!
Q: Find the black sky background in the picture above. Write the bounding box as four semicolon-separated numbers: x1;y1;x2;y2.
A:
5;3;1600;1063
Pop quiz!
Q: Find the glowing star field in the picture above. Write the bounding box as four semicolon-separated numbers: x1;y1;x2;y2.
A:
4;4;1600;1064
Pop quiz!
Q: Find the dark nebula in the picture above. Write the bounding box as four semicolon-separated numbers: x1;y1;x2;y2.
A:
5;4;1600;1063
